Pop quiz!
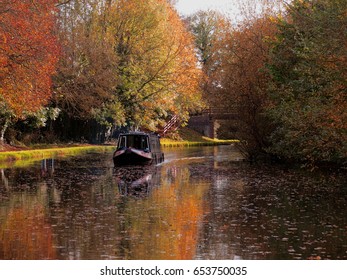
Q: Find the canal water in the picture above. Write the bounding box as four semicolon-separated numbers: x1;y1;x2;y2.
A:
1;145;347;260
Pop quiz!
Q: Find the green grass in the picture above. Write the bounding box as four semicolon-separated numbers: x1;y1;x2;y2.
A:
0;145;114;168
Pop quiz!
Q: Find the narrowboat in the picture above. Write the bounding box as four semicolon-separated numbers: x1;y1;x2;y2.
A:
113;132;164;166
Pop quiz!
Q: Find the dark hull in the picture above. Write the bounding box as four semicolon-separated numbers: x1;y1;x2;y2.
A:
113;150;153;166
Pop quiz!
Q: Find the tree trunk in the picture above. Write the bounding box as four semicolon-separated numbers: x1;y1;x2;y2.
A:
0;118;10;144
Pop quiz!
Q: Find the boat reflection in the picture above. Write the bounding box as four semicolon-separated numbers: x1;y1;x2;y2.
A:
113;166;161;197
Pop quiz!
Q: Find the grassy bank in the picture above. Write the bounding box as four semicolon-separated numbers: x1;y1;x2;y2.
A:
0;145;114;167
160;138;237;147
160;127;238;147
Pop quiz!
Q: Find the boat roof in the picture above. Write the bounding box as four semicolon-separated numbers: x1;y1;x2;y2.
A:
119;131;158;136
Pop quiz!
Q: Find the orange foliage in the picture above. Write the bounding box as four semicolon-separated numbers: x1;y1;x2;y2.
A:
0;0;59;116
164;5;204;115
217;17;277;105
208;16;277;155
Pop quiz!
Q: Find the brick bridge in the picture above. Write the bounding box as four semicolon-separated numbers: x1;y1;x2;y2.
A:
187;107;236;138
159;107;235;138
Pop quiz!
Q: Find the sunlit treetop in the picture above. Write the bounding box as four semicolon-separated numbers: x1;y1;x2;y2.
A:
0;0;59;117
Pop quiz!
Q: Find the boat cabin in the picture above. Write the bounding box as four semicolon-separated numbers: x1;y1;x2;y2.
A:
113;132;164;166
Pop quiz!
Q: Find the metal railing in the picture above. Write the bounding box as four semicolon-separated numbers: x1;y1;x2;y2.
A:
162;115;179;135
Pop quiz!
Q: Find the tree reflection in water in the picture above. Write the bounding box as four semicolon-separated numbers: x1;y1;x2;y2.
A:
0;153;208;259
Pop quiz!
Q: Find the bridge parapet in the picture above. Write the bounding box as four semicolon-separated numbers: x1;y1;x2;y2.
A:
195;107;237;120
188;107;237;138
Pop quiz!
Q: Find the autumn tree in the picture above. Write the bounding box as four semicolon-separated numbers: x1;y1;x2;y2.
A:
54;0;202;139
0;0;59;142
186;11;232;106
186;10;228;67
268;0;347;164
185;1;287;159
52;0;121;141
109;0;203;130
186;6;277;153
199;13;276;158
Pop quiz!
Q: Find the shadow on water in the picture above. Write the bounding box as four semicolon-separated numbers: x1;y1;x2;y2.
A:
1;146;347;260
